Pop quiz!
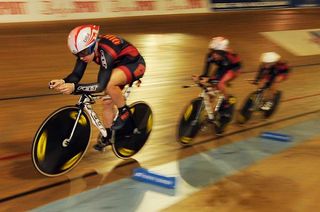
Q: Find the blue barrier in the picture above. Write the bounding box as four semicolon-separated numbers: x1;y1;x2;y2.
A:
210;0;290;10
210;0;320;10
132;168;176;189
260;132;292;142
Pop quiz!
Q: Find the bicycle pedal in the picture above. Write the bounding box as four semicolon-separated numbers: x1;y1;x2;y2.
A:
200;125;208;131
215;132;224;137
133;128;141;135
207;119;215;124
93;146;106;152
93;143;108;152
124;134;132;139
190;120;198;126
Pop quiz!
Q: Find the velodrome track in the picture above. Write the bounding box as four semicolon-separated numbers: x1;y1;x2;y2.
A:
1;8;320;210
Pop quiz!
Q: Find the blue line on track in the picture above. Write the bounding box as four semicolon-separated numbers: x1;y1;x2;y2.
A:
33;119;320;212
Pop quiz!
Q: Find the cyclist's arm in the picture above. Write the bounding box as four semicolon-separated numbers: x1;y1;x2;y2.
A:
254;66;264;82
73;66;112;94
201;53;212;77
63;58;87;83
73;47;116;94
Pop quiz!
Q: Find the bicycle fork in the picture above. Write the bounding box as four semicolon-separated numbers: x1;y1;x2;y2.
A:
62;104;108;148
62;108;84;147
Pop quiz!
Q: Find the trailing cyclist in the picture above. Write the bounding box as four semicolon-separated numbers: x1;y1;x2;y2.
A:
252;52;290;110
192;36;242;134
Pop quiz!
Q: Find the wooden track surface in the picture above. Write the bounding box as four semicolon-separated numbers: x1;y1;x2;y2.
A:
1;8;320;210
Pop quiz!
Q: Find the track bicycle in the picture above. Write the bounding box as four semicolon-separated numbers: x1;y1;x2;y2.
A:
237;80;282;124
32;82;153;177
177;80;236;146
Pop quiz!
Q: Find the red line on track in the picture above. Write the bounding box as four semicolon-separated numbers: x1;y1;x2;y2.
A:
0;152;30;161
1;93;319;163
282;93;320;102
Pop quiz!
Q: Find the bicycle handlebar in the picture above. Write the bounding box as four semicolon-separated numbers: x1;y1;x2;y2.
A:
182;84;198;88
182;79;220;88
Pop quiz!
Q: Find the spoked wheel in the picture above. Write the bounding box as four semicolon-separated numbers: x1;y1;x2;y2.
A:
177;97;206;146
32;106;91;177
264;90;282;118
112;101;153;159
237;92;257;124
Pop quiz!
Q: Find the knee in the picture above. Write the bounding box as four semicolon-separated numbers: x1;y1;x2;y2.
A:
102;99;113;109
217;82;225;91
106;83;117;93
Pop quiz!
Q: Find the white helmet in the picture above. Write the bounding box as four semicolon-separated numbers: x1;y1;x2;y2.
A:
260;52;281;63
67;25;100;55
209;36;229;51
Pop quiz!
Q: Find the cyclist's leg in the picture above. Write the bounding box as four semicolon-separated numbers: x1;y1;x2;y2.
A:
108;58;146;130
260;74;286;112
106;69;128;108
94;98;116;150
94;70;127;150
217;69;239;99
258;76;271;98
264;74;286;100
270;74;287;95
102;98;117;128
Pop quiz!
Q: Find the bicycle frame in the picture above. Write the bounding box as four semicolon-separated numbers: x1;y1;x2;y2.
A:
195;83;224;122
251;88;265;112
62;86;133;147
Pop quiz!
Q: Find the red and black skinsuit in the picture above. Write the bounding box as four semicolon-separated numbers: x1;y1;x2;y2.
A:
201;50;241;132
254;61;289;88
201;49;241;92
64;34;145;94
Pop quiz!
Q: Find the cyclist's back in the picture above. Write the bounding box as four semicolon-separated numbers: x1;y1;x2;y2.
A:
95;34;143;67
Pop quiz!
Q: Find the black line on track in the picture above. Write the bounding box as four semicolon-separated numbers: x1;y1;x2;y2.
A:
190;109;320;147
1;62;320;102
241;62;320;74
0;93;60;101
0;171;97;203
1;108;319;204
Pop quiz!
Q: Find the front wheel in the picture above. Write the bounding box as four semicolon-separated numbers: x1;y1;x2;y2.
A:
264;90;282;118
32;106;91;177
237;92;257;124
177;97;206;146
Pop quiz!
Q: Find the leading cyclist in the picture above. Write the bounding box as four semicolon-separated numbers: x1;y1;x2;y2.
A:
49;25;146;151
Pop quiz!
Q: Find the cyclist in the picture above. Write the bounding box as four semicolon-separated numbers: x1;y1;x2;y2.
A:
49;25;146;151
192;36;241;135
252;52;289;110
192;36;241;106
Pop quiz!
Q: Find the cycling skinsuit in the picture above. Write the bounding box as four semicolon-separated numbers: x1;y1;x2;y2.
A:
64;34;145;94
201;50;241;91
254;61;289;88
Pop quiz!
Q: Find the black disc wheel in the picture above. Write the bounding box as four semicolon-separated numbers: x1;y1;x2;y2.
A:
177;97;206;146
32;106;91;177
112;102;153;159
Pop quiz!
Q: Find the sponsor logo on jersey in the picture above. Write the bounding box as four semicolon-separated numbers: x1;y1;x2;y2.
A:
77;85;98;92
100;50;108;69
